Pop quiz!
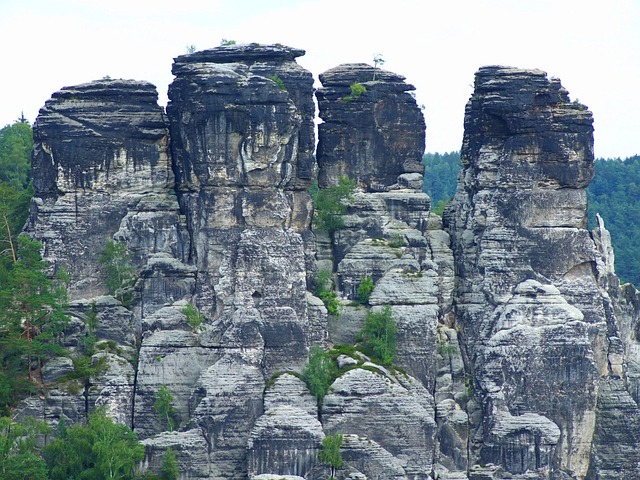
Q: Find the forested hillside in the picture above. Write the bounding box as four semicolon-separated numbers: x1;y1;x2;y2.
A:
587;155;640;285
421;151;460;213
422;151;640;286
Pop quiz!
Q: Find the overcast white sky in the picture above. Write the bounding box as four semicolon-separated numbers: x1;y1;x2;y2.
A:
1;0;638;158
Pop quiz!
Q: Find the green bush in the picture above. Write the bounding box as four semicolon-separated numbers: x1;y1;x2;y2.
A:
311;176;355;233
154;385;177;432
315;269;340;316
343;82;367;102
387;233;405;248
44;409;144;480
302;345;337;402
356;275;374;304
182;303;205;332
270;74;286;91
160;448;179;480
356;305;397;365
99;239;136;307
318;433;343;478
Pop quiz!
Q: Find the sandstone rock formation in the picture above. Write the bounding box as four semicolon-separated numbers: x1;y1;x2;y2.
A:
445;66;640;479
316;63;426;191
18;46;640;480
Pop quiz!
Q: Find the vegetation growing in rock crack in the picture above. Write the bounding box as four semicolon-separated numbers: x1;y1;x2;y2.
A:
182;302;205;332
270;74;287;91
356;275;374;304
356;305;397;366
343;82;367;102
154;385;178;432
99;239;136;307
314;268;340;316
318;432;343;479
62;301;114;389
437;339;458;357
310;175;355;233
387;233;405;248
302;345;337;403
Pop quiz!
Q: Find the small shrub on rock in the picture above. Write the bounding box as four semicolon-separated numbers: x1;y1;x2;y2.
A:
356;275;374;304
310;176;355;233
302;345;337;402
99;239;136;307
319;433;343;478
182;303;205;332
356;305;397;366
315;269;340;316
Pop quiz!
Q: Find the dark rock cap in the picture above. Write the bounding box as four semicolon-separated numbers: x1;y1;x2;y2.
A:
319;63;413;91
316;62;425;191
173;43;306;72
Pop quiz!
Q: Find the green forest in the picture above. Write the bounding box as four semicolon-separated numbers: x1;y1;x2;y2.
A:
423;151;640;286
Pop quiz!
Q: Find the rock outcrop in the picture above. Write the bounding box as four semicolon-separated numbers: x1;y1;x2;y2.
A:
18;47;640;480
445;66;640;479
316;63;426;191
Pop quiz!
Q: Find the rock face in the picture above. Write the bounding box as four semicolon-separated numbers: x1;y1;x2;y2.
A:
445;66;640;479
28;79;178;299
316;63;426;191
20;49;640;480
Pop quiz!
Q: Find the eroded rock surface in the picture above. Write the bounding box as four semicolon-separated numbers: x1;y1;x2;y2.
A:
21;49;640;480
445;66;640;479
316;63;426;191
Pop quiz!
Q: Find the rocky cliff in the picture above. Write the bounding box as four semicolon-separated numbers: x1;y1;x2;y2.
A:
17;45;640;480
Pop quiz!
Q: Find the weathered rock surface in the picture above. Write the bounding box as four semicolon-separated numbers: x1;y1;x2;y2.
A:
21;47;640;480
445;66;640;479
323;367;437;478
316;63;426;191
247;406;323;478
27;79;178;299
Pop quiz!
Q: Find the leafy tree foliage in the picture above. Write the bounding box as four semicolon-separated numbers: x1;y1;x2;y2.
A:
587;155;640;285
99;240;136;307
44;409;144;480
0;182;33;259
0;119;33;263
310;176;355;233
318;433;343;478
0;416;50;480
0;118;32;189
154;385;177;432
302;345;337;402
314;269;339;316
160;448;179;480
182;303;205;332
356;275;374;304
422;151;460;208
0;236;69;414
343;82;366;102
356;305;397;366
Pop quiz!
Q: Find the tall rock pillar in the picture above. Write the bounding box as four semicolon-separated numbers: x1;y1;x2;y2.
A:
446;66;640;479
160;44;318;478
